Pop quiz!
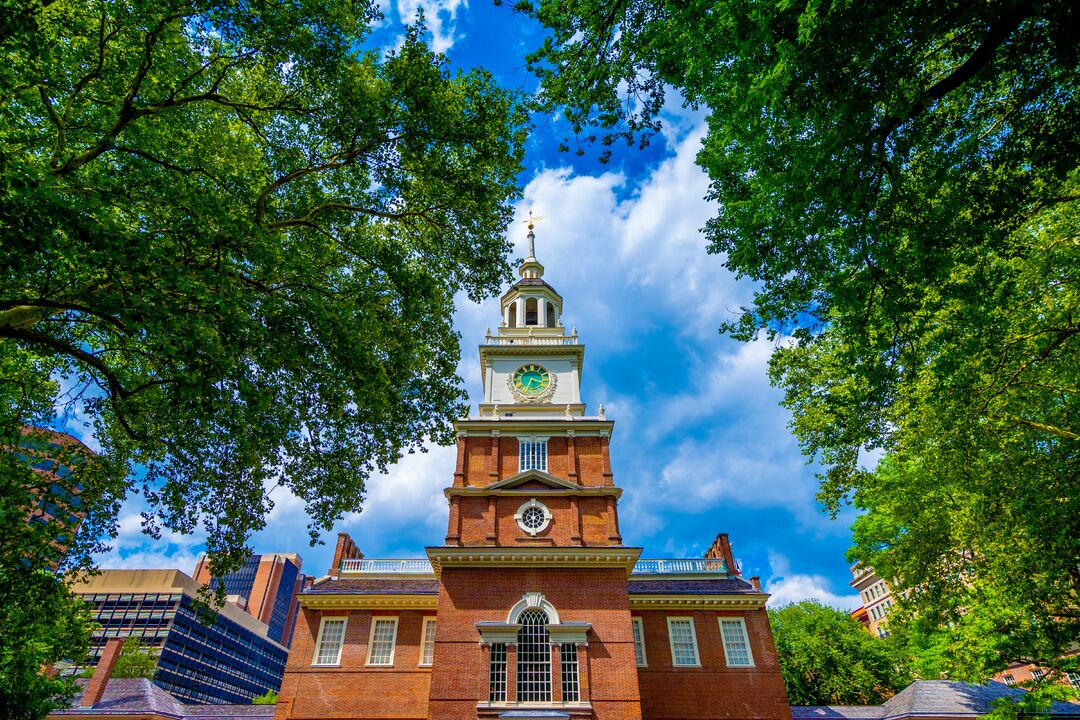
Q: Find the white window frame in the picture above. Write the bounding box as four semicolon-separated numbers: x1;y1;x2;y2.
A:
666;616;700;667
419;617;437;666
365;617;399;667
518;438;548;472
632;617;648;667
311;616;347;666
718;617;755;667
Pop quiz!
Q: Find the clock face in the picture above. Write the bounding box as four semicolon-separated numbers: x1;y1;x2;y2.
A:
513;364;551;396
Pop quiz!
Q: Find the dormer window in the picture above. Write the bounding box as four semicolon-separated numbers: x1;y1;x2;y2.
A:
519;440;547;472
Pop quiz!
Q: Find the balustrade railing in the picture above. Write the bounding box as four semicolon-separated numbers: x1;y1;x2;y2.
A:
338;557;728;575
483;335;579;346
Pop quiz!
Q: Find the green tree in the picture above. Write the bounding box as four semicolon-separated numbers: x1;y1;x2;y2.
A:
0;570;94;718
2;0;524;712
252;690;278;705
521;0;1079;690
769;601;910;706
110;637;157;680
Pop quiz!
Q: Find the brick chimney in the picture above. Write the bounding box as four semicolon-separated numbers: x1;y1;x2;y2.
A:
704;533;740;576
749;575;762;591
80;637;124;708
328;532;363;575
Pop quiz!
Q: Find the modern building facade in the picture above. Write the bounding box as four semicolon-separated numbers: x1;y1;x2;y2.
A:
70;569;289;705
192;552;305;647
273;230;792;720
15;426;91;563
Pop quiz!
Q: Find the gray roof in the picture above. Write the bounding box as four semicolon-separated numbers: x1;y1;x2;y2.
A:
792;681;1080;720
53;678;277;719
304;578;440;595
627;578;759;595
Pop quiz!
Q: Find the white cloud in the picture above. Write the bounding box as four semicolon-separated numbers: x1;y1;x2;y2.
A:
764;551;861;610
396;0;467;53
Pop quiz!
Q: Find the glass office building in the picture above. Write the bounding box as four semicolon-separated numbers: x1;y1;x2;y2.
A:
73;569;289;705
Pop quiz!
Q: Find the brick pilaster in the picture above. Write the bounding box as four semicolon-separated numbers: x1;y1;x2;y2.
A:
551;643;563;703
506;643;518;703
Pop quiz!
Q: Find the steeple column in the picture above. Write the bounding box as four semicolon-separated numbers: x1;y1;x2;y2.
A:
539;298;547;328
515;297;525;328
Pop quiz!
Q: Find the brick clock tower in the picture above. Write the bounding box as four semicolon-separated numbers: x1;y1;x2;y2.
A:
275;226;792;720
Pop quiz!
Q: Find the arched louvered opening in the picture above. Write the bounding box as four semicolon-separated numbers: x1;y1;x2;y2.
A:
508;303;518;327
525;297;539;325
546;303;556;327
516;608;551;701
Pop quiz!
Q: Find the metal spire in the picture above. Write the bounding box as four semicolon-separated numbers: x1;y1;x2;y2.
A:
523;211;545;260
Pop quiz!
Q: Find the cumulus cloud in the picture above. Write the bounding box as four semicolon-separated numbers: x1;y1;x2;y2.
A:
764;552;861;610
396;0;467;53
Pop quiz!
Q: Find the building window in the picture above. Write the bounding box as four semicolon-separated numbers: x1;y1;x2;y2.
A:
366;617;398;666
420;617;437;666
519;440;547;472
667;617;700;667
517;608;552;701
1003;675;1016;687
719;618;755;667
489;643;507;701
632;617;648;666
561;643;580;702
1032;669;1046;682
312;617;346;666
1067;673;1080;689
514;499;552;536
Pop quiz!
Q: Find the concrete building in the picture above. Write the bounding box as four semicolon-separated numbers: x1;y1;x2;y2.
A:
849;565;894;638
192;553;305;647
273;229;793;720
70;569;289;704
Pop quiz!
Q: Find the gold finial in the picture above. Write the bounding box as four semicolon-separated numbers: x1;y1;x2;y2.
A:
523;210;546;231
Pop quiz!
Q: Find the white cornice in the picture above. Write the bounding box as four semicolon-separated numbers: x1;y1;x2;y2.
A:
454;419;613;436
444;487;622;499
628;594;770;610
426;546;642;576
299;594;438;610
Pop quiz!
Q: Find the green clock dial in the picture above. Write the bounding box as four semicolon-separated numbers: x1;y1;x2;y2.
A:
513;364;551;396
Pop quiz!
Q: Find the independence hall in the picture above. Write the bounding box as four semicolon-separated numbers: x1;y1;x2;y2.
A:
274;228;792;720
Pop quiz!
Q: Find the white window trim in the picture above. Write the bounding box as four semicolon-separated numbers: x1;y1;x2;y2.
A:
365;617;399;667
666;616;700;667
632;617;648;667
517;436;550;472
311;616;347;667
718;617;755;667
419;617;437;667
514;498;553;536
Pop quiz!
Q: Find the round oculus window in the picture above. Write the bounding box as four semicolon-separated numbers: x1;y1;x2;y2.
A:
520;506;546;531
515;500;551;535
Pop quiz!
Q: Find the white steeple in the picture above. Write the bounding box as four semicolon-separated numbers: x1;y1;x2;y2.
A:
475;215;586;419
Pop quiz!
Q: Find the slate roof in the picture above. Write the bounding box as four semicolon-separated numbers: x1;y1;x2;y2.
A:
791;681;1080;720
304;577;440;595
627;578;760;595
52;678;276;719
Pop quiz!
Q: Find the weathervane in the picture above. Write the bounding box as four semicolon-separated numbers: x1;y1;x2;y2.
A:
522;210;546;259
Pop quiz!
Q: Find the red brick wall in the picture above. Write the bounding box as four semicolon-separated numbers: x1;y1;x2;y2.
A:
634;609;791;720
428;566;643;720
454;494;619;547
278;607;435;720
458;435;612;488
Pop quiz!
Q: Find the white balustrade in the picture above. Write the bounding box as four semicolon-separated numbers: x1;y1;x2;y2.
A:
483;335;579;346
340;558;434;574
632;558;728;575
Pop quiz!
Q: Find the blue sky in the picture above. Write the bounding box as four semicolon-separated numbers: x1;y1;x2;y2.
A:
78;0;863;610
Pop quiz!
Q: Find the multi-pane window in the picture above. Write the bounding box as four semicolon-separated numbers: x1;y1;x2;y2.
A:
313;617;346;666
519;440;548;472
366;618;398;666
667;618;700;667
517;609;552;701
420;618;437;666
718;618;754;667
1067;672;1080;689
561;643;580;702
632;617;648;666
489;643;507;701
1003;675;1016;687
1032;669;1046;682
